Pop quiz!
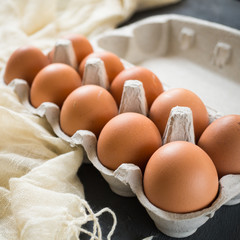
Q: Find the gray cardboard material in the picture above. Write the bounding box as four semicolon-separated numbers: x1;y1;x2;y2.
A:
93;14;240;116
1;14;240;238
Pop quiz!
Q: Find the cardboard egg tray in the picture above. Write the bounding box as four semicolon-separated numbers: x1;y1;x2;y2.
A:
1;14;240;238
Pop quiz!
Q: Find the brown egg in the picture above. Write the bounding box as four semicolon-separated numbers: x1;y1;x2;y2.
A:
30;63;81;108
97;112;162;171
79;51;124;83
4;46;49;86
48;34;93;64
110;66;164;108
149;88;209;141
143;141;219;213
60;85;118;137
198;114;240;178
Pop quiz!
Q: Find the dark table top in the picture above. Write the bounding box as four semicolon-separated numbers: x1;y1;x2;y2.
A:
119;0;240;30
78;0;240;239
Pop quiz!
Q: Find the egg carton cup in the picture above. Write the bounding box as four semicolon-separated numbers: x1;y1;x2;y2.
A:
90;14;240;237
0;76;95;164
92;14;240;116
119;165;240;238
2;73;240;239
1;14;240;238
2;78;240;238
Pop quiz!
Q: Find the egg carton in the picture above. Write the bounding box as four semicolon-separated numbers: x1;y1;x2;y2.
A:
1;14;240;238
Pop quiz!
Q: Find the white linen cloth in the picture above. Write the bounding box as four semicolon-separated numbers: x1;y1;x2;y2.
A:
0;0;180;239
0;86;117;240
0;0;180;70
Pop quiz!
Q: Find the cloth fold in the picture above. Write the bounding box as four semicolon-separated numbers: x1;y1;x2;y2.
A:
0;86;83;240
9;151;85;240
0;0;180;70
0;86;116;239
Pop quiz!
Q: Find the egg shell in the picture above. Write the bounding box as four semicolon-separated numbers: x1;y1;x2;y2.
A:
60;85;118;137
79;51;125;83
110;66;164;108
3;14;240;239
48;34;93;64
97;112;162;171
5;54;240;239
4;46;49;86
149;88;209;141
143;141;219;213
198;114;240;178
30;63;81;108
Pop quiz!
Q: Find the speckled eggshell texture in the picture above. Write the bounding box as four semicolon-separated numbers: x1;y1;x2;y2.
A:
4;46;49;86
30;63;81;108
97;112;162;171
60;85;118;137
79;51;124;83
110;66;164;108
143;141;219;213
149;88;209;141
198;114;240;178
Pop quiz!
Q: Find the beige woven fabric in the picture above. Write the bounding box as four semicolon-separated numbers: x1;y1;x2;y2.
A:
0;0;180;70
0;86;117;239
0;86;84;239
0;0;180;239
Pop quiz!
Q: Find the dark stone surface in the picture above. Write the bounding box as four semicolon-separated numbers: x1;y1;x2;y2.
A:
119;0;240;30
78;164;240;240
78;1;240;239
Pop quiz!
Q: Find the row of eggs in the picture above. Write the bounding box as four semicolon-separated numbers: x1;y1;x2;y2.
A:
3;33;240;214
